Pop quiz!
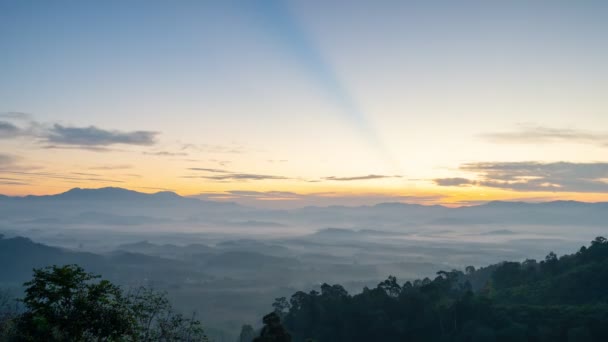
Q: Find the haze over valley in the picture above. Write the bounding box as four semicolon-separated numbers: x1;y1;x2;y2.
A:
2;187;607;340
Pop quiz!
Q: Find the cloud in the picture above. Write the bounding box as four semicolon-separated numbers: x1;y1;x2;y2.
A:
188;167;231;173
481;124;608;147
186;168;403;183
0;121;22;138
435;161;608;193
47;124;158;146
0;112;31;120
135;186;175;192
192;190;446;209
323;174;401;181
433;177;476;186
41;144;115;152
209;159;231;166
143;151;188;157
89;164;133;170
0;153;18;167
180;143;245;154
0;180;29;186
72;172;102;177
184;167;289;182
0;170;125;184
184;173;288;181
0;113;160;150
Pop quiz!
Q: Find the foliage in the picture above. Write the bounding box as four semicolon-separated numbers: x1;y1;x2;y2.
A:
127;287;208;342
0;289;20;340
2;264;208;342
259;237;608;342
253;312;291;342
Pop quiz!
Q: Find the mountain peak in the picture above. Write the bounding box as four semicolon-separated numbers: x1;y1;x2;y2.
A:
58;187;142;199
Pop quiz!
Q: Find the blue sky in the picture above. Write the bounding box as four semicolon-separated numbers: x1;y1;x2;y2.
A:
1;1;608;207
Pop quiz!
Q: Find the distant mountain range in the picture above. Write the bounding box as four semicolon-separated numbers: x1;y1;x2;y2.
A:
1;187;608;229
0;187;246;227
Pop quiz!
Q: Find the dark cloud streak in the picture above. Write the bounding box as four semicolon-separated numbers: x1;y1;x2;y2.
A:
47;124;158;146
323;174;401;181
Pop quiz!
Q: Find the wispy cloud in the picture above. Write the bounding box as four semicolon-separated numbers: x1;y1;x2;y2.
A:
323;174;401;181
134;186;176;192
193;190;445;209
209;159;232;166
0;153;18;167
188;167;231;173
143;151;188;157
186;167;404;183
0;180;30;186
0;170;124;184
434;161;608;192
89;164;133;170
0;121;22;138
0;112;31;120
481;124;608;147
184;173;288;181
180;143;245;154
42;144;115;152
72;172;102;177
184;166;289;182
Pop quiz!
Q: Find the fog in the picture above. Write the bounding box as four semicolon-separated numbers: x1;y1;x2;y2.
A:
1;188;606;340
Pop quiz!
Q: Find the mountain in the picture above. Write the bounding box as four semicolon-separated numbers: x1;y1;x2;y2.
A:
0;187;245;225
2;187;608;233
5;187;239;209
0;235;104;282
290;200;608;228
0;235;205;284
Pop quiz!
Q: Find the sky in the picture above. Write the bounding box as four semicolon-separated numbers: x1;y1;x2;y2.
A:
1;0;608;208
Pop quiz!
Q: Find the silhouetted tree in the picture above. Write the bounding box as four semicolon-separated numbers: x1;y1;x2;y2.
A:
16;264;131;341
12;264;209;341
377;275;401;297
253;312;291;342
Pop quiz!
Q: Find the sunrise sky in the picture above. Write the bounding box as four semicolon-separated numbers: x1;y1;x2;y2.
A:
1;1;608;208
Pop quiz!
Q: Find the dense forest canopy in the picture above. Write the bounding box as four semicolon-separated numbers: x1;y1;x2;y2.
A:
250;237;608;342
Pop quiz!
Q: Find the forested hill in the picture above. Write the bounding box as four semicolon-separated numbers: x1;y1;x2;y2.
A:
255;237;608;342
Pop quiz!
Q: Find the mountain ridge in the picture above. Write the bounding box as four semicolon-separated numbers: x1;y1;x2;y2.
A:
2;187;608;210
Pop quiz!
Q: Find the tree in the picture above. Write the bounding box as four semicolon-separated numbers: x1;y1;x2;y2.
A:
13;264;208;342
591;236;607;246
253;312;291;342
126;287;208;342
17;264;132;341
0;289;20;340
545;251;558;263
272;297;291;317
465;266;476;275
265;237;608;342
377;275;401;297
